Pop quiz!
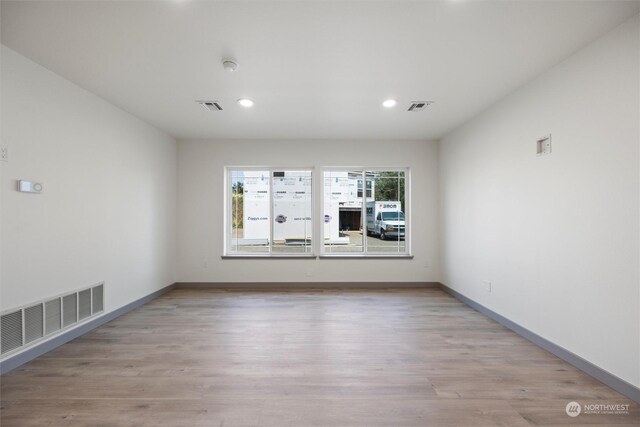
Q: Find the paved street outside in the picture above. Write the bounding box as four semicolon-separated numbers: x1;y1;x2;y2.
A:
230;230;405;253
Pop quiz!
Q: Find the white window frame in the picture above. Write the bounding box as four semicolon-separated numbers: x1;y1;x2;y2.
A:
224;166;315;257
320;167;411;258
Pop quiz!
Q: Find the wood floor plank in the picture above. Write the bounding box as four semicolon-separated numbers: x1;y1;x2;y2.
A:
1;288;637;426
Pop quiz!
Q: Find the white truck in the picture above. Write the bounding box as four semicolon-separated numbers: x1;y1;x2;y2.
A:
366;201;405;240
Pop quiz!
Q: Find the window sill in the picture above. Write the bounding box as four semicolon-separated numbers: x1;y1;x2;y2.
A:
221;254;413;259
221;254;317;259
319;254;413;259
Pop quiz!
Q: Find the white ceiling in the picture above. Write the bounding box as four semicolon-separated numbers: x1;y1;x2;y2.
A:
1;1;638;140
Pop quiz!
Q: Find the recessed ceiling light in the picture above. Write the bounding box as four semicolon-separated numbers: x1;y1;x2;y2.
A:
237;98;254;108
382;99;397;108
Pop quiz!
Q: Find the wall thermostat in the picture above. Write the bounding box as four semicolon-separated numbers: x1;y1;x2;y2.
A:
18;180;43;194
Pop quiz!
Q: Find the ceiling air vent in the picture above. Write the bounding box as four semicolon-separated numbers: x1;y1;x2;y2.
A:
196;100;223;111
408;101;434;112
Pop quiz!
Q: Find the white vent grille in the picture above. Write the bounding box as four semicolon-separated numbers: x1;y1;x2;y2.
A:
1;283;105;357
24;304;44;344
92;285;104;313
62;294;77;327
1;311;23;354
196;100;223;111
78;289;91;320
407;101;433;112
45;299;62;335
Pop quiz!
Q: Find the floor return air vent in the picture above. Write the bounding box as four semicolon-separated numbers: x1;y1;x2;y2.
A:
1;283;104;356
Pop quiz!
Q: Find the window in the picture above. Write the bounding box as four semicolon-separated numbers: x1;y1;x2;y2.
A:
225;166;409;257
322;168;408;256
226;168;313;256
357;180;373;198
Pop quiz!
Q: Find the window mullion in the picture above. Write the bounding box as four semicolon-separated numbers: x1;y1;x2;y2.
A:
362;170;367;255
226;169;230;255
231;170;235;253
269;169;274;254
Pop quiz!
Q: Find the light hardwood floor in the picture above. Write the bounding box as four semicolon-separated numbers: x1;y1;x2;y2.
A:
1;288;638;426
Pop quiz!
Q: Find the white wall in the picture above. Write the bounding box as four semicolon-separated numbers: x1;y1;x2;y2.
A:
1;46;177;316
439;15;640;387
178;139;439;283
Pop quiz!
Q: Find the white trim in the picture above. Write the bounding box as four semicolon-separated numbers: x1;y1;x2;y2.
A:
268;169;273;253
362;170;368;253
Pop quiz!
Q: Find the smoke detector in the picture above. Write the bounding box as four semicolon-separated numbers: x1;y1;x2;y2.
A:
222;59;239;72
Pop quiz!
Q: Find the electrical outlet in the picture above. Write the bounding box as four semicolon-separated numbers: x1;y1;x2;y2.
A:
483;280;492;293
0;146;8;162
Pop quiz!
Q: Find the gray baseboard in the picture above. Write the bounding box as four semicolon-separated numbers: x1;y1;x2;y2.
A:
439;283;640;404
0;282;177;375
175;281;441;290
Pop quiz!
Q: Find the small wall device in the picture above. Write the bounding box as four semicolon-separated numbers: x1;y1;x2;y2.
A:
18;180;43;194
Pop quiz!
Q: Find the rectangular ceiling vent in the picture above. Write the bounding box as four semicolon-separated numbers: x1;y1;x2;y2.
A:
408;101;434;112
0;282;105;357
196;100;223;111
